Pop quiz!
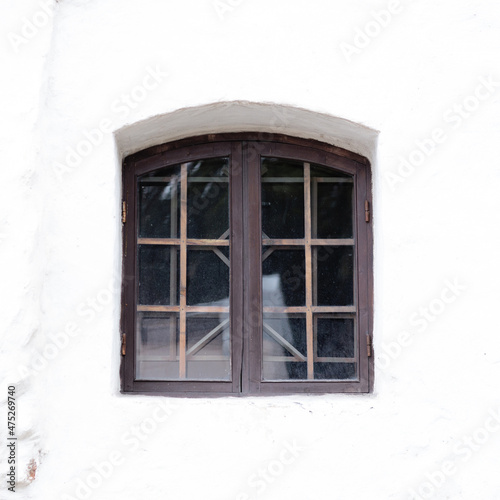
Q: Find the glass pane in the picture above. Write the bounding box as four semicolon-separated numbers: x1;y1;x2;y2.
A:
311;165;353;239
187;248;229;306
138;166;180;239
262;314;306;381
135;313;232;381
314;362;357;380
188;157;229;177
261;158;304;239
136;156;233;383
315;317;357;380
260;158;358;384
187;158;229;239
262;249;305;307
136;313;179;380
138;246;179;305
262;158;304;178
315;246;354;306
186;314;230;380
316;317;355;358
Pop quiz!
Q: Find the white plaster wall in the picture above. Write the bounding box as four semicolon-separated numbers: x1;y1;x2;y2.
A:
1;0;500;499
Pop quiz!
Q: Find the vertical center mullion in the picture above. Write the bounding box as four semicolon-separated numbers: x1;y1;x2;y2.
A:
179;164;188;379
169;175;178;361
304;162;314;380
311;178;318;307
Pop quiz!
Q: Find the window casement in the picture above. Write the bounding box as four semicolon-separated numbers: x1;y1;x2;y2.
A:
121;133;373;396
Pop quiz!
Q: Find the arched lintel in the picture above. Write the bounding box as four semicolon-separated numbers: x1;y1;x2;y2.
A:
114;101;378;165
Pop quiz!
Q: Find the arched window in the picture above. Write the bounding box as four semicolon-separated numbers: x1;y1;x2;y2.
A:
121;134;373;395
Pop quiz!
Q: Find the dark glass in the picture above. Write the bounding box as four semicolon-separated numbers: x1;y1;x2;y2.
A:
138;166;180;239
314;184;353;239
262;315;307;381
261;158;304;239
311;165;353;239
138;246;179;305
310;164;351;179
316;318;355;358
262;249;305;307
136;313;179;380
261;158;303;178
187;159;229;240
260;160;357;383
186;314;230;380
187;248;230;306
188;157;229;177
315;246;354;306
314;362;356;380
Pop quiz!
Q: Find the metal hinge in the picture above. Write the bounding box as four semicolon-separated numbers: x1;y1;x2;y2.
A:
122;201;127;224
366;335;372;357
121;333;126;356
365;200;370;223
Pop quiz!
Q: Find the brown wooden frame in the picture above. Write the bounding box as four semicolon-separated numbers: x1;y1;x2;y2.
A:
121;133;373;396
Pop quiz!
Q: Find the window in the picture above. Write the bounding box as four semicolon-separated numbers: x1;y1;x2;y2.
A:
121;133;373;395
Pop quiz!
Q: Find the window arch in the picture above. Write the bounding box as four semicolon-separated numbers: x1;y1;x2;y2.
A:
121;133;373;395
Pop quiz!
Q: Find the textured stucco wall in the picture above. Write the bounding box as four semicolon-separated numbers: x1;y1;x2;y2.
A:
1;0;500;499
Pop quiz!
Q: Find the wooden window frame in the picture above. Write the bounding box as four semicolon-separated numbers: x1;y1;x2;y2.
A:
121;133;373;396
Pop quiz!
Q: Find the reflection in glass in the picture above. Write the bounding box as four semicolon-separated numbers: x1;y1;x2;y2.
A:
139;166;180;239
260;157;357;382
136;156;232;382
138;246;179;305
136;313;231;381
262;249;305;307
136;313;179;380
186;314;230;380
262;315;306;380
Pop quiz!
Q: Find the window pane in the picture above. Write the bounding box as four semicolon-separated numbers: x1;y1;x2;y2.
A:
315;246;354;306
136;313;179;380
136;313;231;381
311;165;353;239
315;316;357;380
260;159;357;383
262;249;305;307
139;166;180;239
187;158;229;239
316;317;355;358
261;158;304;238
261;158;303;178
187;248;230;306
314;362;357;380
262;314;307;381
138;246;179;305
186;314;230;380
